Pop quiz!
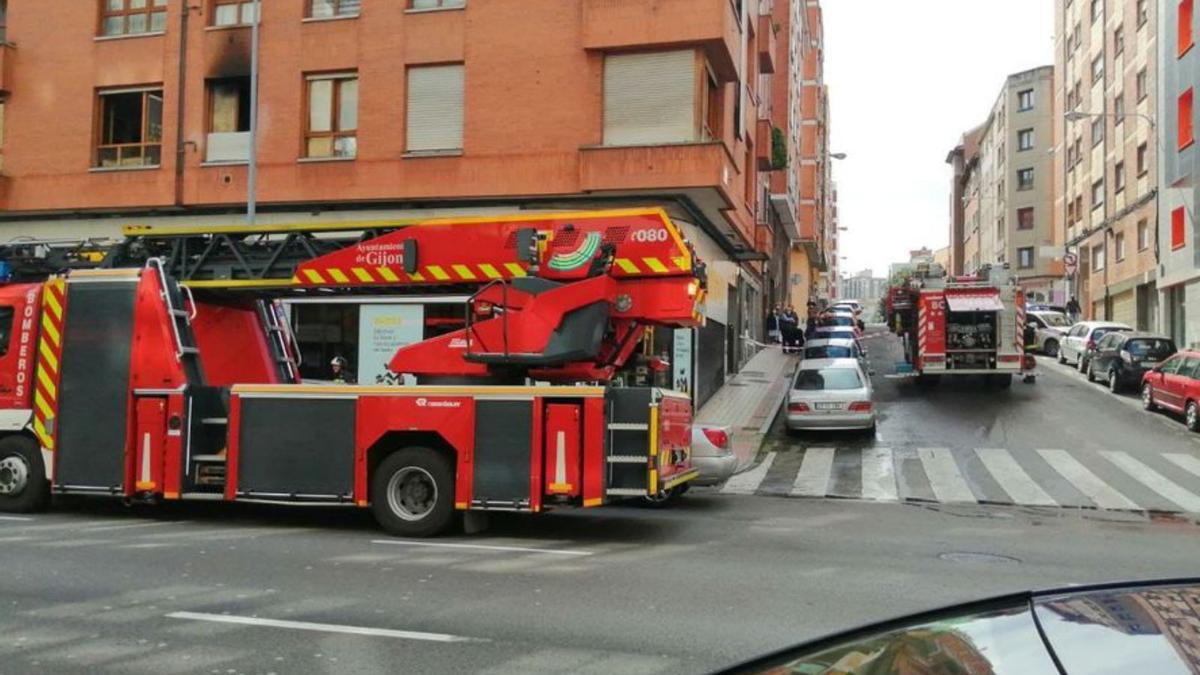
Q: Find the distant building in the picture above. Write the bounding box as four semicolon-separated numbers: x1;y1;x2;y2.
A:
838;269;887;303
933;246;951;270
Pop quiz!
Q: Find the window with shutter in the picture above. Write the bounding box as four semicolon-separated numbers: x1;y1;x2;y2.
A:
603;50;697;146
406;64;465;153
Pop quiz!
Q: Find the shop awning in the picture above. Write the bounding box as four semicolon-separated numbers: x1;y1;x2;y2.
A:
946;293;1005;312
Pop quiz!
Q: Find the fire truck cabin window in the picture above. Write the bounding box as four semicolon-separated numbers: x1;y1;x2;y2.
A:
0;307;13;357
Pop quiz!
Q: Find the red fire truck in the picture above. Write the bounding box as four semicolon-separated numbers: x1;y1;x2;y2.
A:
0;209;704;536
887;263;1035;387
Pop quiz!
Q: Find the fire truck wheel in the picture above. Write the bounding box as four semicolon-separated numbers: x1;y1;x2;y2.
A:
640;486;684;508
0;435;50;513
371;448;455;537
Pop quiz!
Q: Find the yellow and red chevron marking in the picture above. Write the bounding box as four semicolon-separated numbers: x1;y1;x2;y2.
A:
32;279;66;451
292;262;532;286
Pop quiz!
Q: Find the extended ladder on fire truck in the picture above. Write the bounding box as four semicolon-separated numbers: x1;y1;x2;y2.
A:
0;208;706;536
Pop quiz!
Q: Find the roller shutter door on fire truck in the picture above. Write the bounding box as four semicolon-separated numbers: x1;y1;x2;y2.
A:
1111;290;1136;327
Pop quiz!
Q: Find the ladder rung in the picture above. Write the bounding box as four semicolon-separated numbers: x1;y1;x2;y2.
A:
179;346;200;354
201;417;228;425
170;309;188;318
192;454;226;463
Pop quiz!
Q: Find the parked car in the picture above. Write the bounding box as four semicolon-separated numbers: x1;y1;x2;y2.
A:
1087;331;1176;392
1142;350;1200;431
719;579;1200;675
786;358;875;432
812;326;867;354
1026;310;1071;356
1026;302;1067;314
802;338;866;366
689;424;736;487
1058;321;1132;371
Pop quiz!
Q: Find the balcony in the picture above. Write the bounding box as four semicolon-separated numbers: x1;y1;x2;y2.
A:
205;132;251;164
755;222;774;254
0;43;12;94
582;0;739;81
757;14;777;75
580;141;733;197
755;119;773;171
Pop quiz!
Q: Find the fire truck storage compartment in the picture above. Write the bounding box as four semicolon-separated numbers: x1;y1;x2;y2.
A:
605;388;657;493
55;280;137;492
945;311;998;370
472;400;533;506
236;397;356;499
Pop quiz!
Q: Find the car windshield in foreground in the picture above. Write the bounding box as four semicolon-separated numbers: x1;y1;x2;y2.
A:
1092;327;1129;341
794;367;862;391
1127;339;1175;360
805;346;854;359
1038;312;1070;327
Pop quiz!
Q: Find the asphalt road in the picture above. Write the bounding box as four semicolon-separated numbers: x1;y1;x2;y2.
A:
5;332;1200;674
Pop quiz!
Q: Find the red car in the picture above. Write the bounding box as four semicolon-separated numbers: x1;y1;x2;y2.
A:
1142;350;1200;431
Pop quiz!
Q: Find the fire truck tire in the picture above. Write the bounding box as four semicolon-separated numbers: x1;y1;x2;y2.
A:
0;435;50;514
371;448;455;537
640;486;685;508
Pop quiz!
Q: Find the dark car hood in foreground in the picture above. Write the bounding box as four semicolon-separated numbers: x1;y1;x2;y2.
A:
721;579;1200;674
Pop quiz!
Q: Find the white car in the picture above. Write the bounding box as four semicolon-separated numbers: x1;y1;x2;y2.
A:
786;358;876;432
802;338;866;366
690;424;736;487
1027;310;1072;357
1058;321;1132;371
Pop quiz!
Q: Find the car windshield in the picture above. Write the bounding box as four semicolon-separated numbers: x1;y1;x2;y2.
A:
1038;312;1070;327
1126;339;1174;360
805;345;854;359
794;367;863;391
824;316;855;327
1091;327;1128;341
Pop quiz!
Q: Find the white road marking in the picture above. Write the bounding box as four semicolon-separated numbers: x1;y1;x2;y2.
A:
860;447;898;501
0;515;33;521
721;451;776;495
167;611;478;643
1101;451;1200;512
917;448;977;503
791;447;835;497
1038;449;1139;510
974;448;1057;506
1163;453;1200;478
371;539;593;557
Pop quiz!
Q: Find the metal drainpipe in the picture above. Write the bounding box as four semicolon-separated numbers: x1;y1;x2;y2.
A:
173;2;191;208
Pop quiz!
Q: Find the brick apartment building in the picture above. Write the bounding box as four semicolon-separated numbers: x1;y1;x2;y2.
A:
1055;0;1159;329
0;0;835;405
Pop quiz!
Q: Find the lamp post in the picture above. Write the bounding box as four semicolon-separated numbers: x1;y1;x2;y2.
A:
246;0;261;225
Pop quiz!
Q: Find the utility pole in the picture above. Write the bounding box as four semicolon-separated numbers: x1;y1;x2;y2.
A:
246;0;260;225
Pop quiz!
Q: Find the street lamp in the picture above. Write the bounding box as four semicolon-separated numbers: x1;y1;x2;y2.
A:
1064;109;1156;129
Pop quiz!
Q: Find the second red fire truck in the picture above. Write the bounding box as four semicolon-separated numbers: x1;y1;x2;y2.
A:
0;209;704;536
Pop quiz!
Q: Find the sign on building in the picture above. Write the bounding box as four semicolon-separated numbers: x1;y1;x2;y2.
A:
673;328;694;397
358;304;425;385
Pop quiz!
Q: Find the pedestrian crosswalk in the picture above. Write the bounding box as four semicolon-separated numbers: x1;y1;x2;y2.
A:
719;446;1200;515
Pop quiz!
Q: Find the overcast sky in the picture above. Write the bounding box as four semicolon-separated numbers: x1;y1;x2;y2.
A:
823;0;1054;278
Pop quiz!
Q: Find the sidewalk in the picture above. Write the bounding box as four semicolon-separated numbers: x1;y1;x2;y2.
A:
696;345;797;472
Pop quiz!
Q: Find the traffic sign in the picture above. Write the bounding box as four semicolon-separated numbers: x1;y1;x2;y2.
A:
1063;252;1078;275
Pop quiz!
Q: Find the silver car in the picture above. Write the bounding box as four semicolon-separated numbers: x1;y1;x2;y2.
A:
1058;321;1132;371
1027;310;1071;357
690;424;736;487
802;338;866;366
786;358;876;432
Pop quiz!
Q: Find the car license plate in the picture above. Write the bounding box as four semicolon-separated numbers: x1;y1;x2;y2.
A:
816;402;842;411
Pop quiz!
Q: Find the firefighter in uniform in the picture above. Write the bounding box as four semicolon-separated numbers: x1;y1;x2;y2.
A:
330;356;356;384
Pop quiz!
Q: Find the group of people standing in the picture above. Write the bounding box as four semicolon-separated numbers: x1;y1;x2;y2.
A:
767;305;807;354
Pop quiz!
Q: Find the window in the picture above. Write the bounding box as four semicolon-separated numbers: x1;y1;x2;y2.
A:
1180;88;1195;150
206;78;251;162
309;0;360;18
1091;0;1103;22
603;50;696;146
1071;22;1081;52
1018;128;1034;151
1071;80;1081;110
1114;92;1125;124
0;307;12;356
1173;206;1187;249
1017;168;1034;191
1137;142;1149;175
100;0;168;37
701;66;721;141
1068;200;1076;225
1092;242;1106;271
1074;195;1084;221
1091;117;1104;146
1137;68;1148;101
1114;161;1126;192
1072;137;1083;167
406;64;465;153
1184;0;1196;56
1092;54;1104;84
1115;24;1125;55
1018;207;1035;230
1091;178;1104;206
305;73;357;159
95;88;163;168
213;0;257;27
1017;89;1034;111
1018;246;1035;269
1115;232;1126;261
1138;219;1150;250
410;0;466;8
794;367;863;391
1138;0;1149;27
